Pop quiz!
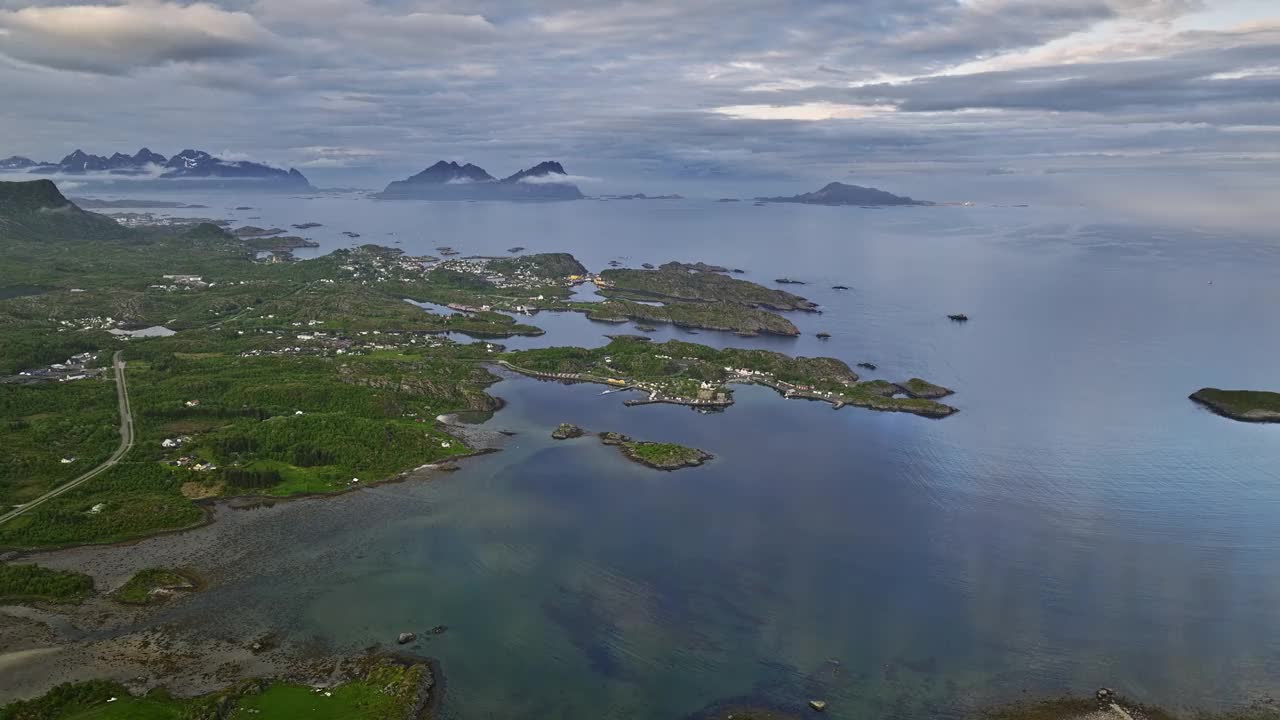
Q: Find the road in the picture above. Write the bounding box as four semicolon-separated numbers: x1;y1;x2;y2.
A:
0;350;134;527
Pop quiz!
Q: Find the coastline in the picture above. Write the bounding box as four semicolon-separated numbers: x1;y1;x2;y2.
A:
0;413;511;705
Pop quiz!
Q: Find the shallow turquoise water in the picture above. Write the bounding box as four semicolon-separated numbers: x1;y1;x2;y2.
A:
104;195;1280;717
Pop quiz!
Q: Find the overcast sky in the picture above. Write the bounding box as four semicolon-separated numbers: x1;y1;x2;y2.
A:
0;0;1277;203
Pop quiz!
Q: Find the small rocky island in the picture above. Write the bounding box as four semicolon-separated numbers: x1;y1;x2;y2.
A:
551;423;585;439
1190;388;1280;423
550;425;712;470
598;432;712;471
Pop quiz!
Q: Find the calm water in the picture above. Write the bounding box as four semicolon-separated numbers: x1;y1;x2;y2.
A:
103;195;1280;717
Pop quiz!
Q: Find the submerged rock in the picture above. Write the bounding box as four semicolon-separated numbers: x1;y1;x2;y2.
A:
397;632;416;645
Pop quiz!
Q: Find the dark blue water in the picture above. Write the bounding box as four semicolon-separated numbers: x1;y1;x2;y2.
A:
102;195;1280;717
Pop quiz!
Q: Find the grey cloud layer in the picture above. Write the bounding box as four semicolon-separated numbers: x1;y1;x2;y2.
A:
0;0;1275;194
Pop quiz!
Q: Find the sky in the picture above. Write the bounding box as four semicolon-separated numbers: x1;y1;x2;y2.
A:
0;0;1277;206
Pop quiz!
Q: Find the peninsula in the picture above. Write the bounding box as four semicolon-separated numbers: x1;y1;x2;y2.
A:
499;336;959;418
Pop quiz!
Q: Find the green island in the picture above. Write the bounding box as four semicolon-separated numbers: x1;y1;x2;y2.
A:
499;336;958;418
572;298;800;336
598;262;817;311
0;655;434;720
1190;388;1280;423
583;261;817;336
598;431;713;470
111;567;200;605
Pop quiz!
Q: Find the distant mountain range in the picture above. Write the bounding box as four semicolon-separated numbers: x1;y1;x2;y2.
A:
758;182;930;206
0;148;312;190
377;160;584;201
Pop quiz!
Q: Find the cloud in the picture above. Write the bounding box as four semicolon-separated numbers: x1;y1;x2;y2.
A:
518;173;600;185
0;0;1273;208
0;2;275;74
713;102;894;121
891;0;1202;57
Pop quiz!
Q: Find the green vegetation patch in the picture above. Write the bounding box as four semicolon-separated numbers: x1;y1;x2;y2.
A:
900;377;954;399
0;379;120;506
0;658;431;720
504;337;957;418
599;264;815;311
111;568;198;605
0;462;205;548
620;440;713;471
484;252;587;280
0;563;94;604
577;299;799;336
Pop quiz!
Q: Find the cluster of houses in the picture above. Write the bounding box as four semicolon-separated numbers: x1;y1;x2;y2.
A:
339;251;433;283
149;274;210;292
7;351;101;384
434;257;590;293
57;316;117;332
165;455;216;472
108;212;214;228
235;327;450;359
159;436;215;471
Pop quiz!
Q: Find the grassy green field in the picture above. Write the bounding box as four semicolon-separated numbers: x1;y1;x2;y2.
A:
111;568;196;605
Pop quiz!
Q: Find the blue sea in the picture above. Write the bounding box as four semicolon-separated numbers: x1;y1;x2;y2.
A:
93;194;1280;717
